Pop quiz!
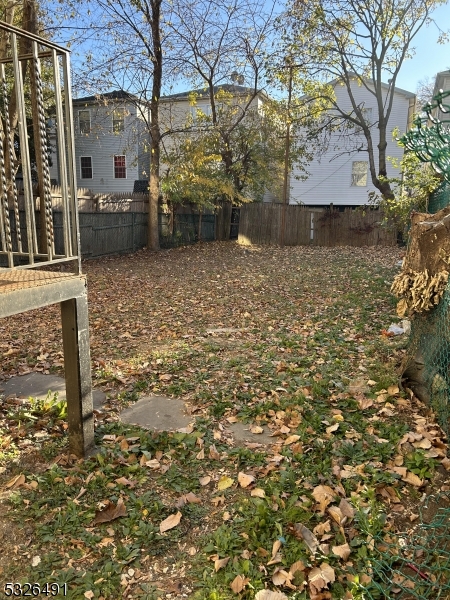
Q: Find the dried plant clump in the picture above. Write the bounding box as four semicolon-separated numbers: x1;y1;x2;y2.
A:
391;269;449;317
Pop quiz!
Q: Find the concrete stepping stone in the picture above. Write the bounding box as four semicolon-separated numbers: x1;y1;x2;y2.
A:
119;395;193;431
228;422;275;445
1;373;106;409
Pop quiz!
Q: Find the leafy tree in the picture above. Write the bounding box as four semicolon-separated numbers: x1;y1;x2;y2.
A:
53;0;171;251
162;87;314;209
369;142;442;238
164;0;285;203
283;0;449;200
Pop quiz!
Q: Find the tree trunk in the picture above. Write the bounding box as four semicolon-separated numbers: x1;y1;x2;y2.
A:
376;123;395;200
147;0;162;251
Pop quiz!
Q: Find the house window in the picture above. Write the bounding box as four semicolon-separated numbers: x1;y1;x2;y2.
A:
190;104;212;123
114;155;127;178
351;161;368;186
113;108;125;133
80;156;93;179
78;110;91;134
362;107;373;124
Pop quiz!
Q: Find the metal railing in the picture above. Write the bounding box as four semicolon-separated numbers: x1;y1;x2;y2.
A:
0;20;80;271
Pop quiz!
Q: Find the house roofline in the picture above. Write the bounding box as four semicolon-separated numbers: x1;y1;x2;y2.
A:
328;74;415;99
432;70;450;99
73;90;144;105
161;84;269;103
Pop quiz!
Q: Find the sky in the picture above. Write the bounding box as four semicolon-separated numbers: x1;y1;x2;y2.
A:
46;0;450;99
393;2;450;94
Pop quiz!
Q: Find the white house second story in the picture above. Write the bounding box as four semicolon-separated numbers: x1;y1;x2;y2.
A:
159;84;267;143
288;78;416;207
430;71;450;123
49;91;150;193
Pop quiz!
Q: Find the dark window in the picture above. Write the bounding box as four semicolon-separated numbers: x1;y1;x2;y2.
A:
80;156;93;179
113;108;125;133
79;110;91;134
114;155;126;178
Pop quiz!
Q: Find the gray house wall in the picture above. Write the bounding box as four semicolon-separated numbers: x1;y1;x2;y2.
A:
49;100;150;193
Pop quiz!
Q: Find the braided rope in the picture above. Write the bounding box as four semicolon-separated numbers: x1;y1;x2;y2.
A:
0;105;13;254
33;53;54;254
1;69;22;252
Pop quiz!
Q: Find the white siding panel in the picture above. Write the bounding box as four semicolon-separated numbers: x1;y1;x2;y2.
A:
291;80;413;206
55;102;150;193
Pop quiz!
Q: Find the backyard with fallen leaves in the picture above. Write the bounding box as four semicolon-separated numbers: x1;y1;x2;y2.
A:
1;241;450;600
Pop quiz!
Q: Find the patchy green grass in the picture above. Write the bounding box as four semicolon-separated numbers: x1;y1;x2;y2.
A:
1;243;449;599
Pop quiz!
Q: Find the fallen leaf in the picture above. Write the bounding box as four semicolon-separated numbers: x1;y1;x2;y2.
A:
209;444;220;460
284;434;301;445
441;457;450;471
230;574;250;594
250;425;264;434
98;537;115;547
238;472;255;488
270;540;282;560
402;471;424;487
313;520;331;536
309;562;336;594
120;438;129;451
226;416;238;423
199;476;211;486
339;498;355;520
6;473;25;489
176;492;202;507
255;591;288;600
312;485;336;513
272;568;293;586
251;488;266;498
289;560;306;574
84;592;95;600
159;373;172;381
357;397;374;410
413;438;432;449
176;423;194;434
387;385;400;396
214;556;230;571
92;498;127;525
115;477;135;488
196;448;205;459
293;523;319;553
328;506;345;525
217;475;234;491
332;543;351;560
159;511;182;533
326;423;339;434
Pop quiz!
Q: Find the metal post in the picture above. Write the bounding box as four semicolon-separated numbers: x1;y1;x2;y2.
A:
61;293;95;457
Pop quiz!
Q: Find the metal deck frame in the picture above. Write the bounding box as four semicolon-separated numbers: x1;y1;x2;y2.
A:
0;21;94;457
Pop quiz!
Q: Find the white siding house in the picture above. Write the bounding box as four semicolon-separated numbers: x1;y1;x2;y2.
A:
287;78;416;206
431;70;450;120
49;91;150;193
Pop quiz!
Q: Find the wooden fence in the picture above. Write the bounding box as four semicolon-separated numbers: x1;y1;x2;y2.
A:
238;203;397;247
15;187;149;212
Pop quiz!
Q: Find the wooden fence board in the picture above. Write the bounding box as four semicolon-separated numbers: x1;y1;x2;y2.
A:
238;203;396;247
